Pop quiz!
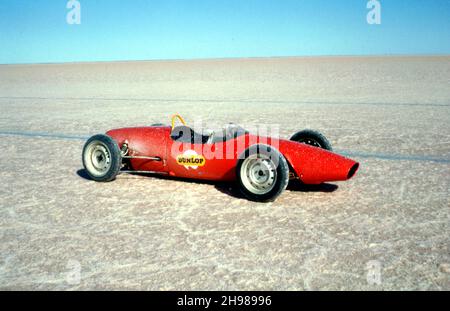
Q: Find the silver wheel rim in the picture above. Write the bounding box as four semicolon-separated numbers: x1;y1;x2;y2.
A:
84;141;112;177
240;154;277;195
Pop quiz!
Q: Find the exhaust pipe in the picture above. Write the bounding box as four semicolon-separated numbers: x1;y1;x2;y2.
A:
347;163;359;179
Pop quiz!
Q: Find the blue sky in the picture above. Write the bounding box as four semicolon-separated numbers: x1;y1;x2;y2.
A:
0;0;449;64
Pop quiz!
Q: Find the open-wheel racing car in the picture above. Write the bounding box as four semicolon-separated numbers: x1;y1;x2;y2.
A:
82;115;359;202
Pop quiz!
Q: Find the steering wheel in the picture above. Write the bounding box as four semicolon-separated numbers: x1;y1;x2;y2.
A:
171;114;187;130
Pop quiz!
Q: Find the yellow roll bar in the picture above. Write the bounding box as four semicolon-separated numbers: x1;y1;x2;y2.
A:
171;114;187;130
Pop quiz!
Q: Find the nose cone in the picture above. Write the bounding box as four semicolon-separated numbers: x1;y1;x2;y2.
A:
287;144;360;184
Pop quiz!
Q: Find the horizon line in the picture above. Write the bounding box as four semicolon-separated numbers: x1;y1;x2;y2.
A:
1;53;449;66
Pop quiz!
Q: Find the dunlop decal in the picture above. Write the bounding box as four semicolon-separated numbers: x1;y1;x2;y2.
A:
176;150;206;169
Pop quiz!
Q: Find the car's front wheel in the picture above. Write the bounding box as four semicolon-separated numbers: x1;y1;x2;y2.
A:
290;129;332;151
82;134;122;182
236;145;289;202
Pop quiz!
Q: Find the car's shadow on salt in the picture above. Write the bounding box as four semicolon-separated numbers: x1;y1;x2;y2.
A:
286;181;338;193
77;169;338;199
215;181;338;198
76;169;92;180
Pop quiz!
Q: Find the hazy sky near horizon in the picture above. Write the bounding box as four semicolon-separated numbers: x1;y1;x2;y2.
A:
1;0;449;64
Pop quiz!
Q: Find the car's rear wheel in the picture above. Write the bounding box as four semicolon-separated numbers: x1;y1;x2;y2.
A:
290;129;332;151
236;145;289;202
82;134;122;182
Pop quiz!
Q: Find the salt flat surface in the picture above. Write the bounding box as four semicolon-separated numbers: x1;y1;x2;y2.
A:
0;56;449;290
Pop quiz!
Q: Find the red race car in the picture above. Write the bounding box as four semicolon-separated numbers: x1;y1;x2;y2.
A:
82;115;359;202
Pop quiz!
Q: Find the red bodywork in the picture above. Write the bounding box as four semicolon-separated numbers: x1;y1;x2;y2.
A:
106;126;359;184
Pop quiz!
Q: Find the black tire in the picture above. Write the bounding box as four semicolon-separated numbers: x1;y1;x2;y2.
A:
82;134;122;182
236;144;289;202
290;129;332;151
